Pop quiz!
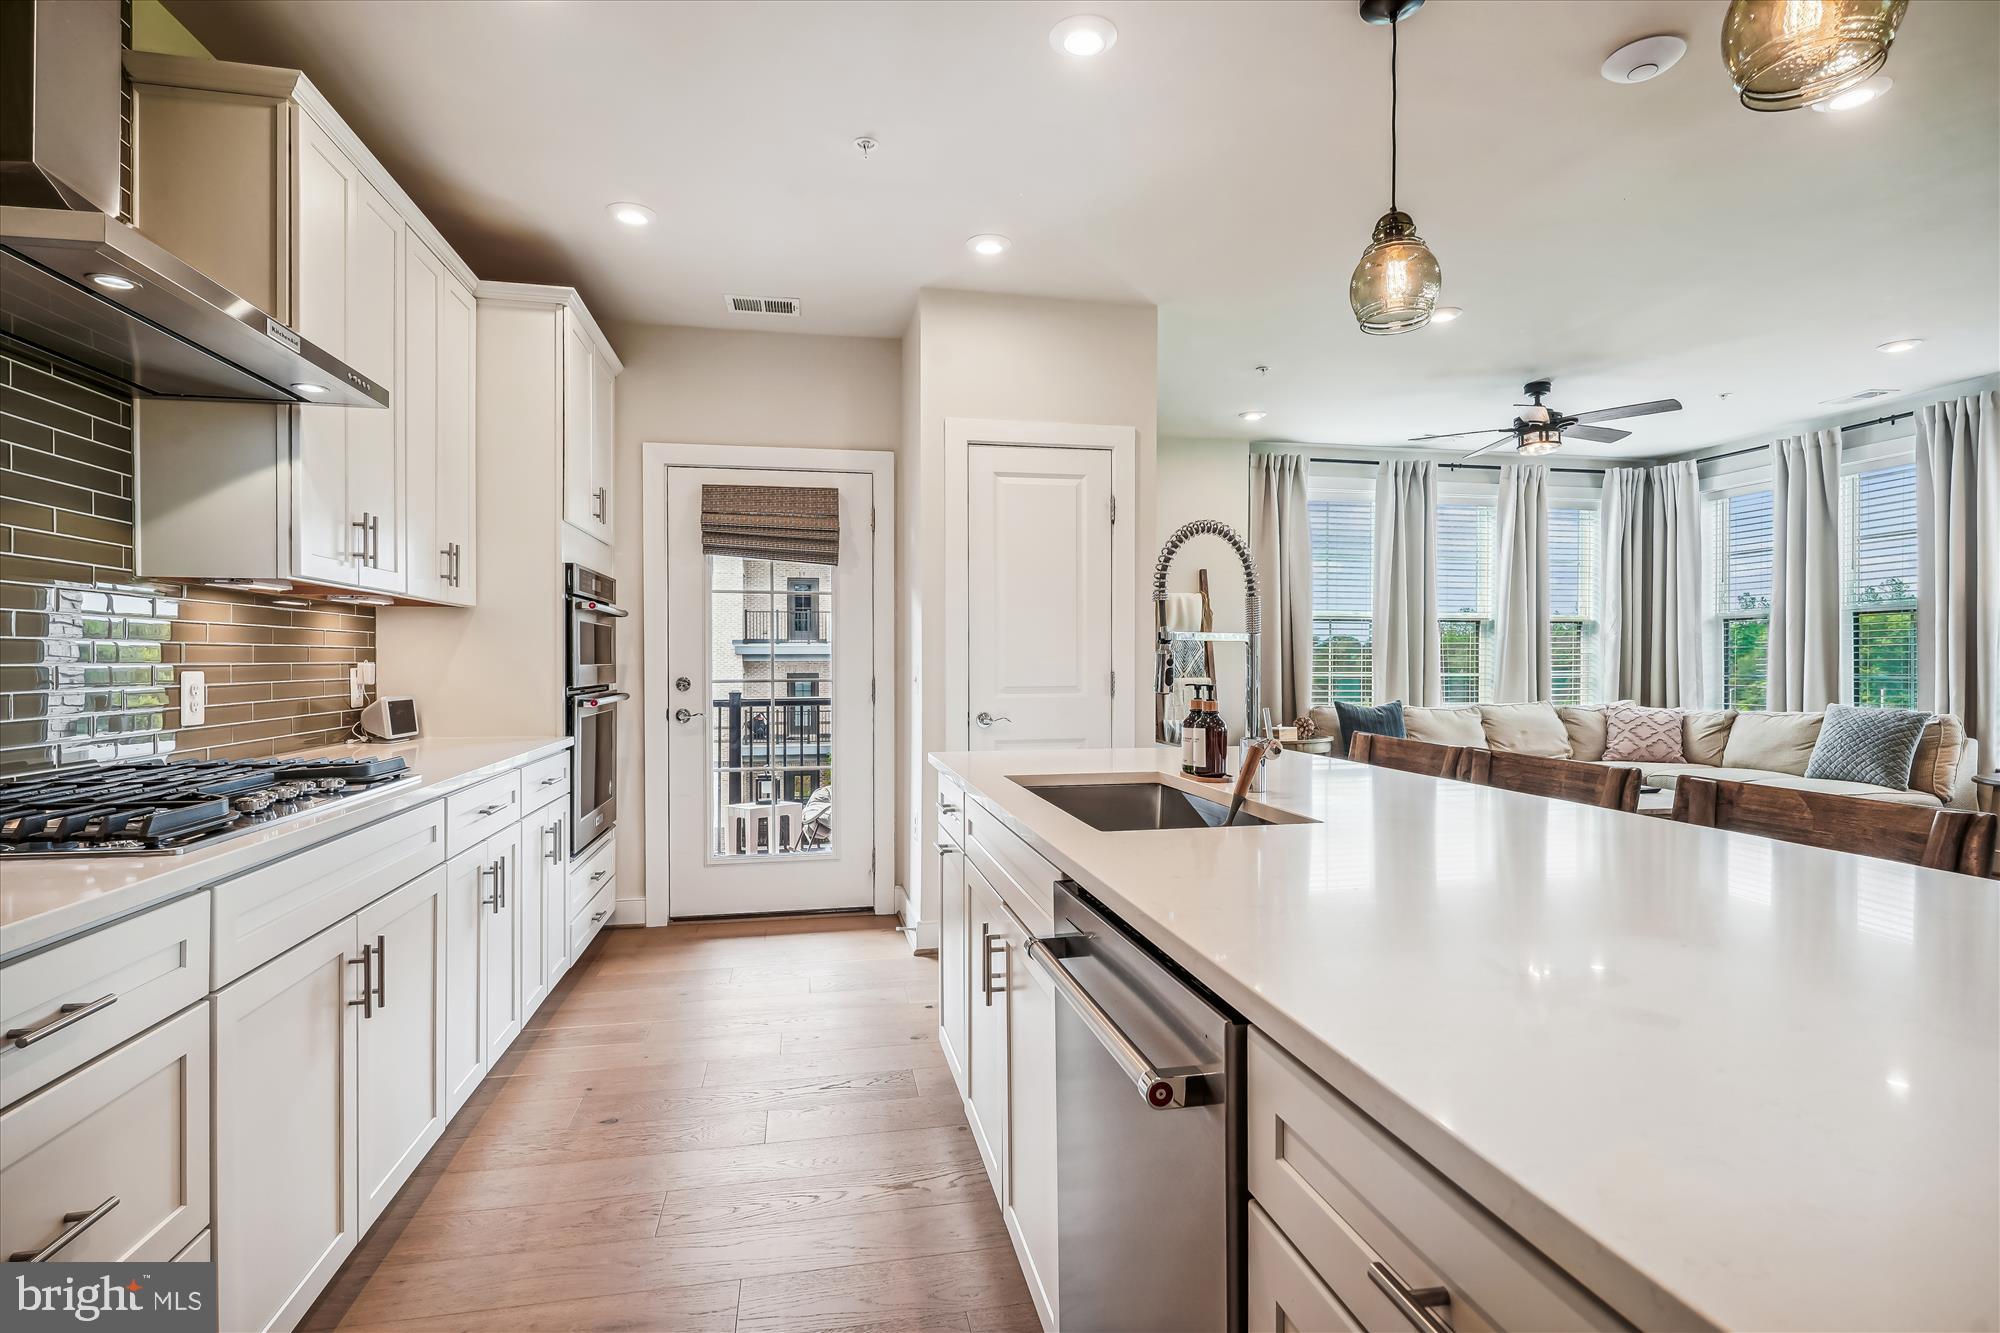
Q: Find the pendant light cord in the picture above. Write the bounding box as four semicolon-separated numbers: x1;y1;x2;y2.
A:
1390;15;1399;212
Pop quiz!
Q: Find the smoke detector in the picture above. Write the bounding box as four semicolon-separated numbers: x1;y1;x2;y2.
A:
1602;35;1686;84
725;296;802;317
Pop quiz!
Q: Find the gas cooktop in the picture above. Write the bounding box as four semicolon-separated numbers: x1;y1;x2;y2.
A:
0;755;417;858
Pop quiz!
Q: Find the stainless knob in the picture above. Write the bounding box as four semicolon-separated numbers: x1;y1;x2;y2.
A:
974;711;1012;728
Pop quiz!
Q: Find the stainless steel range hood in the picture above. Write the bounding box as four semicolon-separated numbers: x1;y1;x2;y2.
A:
0;0;385;408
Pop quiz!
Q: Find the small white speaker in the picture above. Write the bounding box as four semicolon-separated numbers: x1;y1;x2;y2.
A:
359;696;420;741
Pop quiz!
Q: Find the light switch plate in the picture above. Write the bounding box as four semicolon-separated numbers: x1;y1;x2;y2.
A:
349;667;365;708
182;670;206;726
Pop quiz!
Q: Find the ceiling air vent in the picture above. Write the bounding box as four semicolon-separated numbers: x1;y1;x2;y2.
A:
724;295;802;317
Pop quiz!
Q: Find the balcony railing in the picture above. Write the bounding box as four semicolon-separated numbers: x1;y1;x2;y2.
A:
711;692;831;808
739;609;830;643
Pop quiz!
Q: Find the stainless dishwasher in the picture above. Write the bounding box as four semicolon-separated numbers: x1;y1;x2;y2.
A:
1027;881;1245;1332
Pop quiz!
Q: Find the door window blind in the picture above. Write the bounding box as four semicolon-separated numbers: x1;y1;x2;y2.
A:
701;485;840;564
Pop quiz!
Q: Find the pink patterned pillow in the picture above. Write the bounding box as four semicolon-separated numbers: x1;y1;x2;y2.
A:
1602;704;1685;763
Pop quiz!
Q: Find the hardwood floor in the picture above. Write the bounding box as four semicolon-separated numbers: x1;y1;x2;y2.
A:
304;916;1031;1333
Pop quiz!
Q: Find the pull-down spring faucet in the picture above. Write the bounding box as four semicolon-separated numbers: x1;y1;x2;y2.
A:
1153;519;1271;784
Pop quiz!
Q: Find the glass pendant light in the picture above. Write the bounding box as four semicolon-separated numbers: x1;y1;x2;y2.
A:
1350;3;1442;335
1722;0;1909;113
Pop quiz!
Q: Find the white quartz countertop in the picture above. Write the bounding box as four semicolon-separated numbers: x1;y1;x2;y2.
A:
1;736;569;962
931;746;2000;1333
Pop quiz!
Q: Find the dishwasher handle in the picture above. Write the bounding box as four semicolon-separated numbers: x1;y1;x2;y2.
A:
1027;934;1219;1110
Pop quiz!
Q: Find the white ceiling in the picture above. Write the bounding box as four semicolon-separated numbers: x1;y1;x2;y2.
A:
169;0;2000;458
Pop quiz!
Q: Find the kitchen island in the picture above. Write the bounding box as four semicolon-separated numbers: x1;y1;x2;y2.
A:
929;746;1999;1333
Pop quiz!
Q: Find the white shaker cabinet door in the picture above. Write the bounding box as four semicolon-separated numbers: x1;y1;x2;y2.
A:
560;313;599;537
936;832;970;1097
435;264;478;604
480;826;524;1067
442;843;488;1117
292;111;355;586
963;859;1010;1201
214;917;361;1333
356;867;447;1232
401;229;445;603
539;805;573;990
517;813;551;1022
345;166;405;594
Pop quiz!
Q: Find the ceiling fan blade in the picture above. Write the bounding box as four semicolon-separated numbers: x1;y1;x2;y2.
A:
1462;434;1516;458
1570;398;1683;424
1565;424;1631;444
1411;427;1510;441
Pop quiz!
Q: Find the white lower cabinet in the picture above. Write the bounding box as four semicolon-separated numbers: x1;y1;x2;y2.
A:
535;804;573;993
214;918;361;1333
936;829;969;1095
1248;1200;1362;1333
1003;897;1059;1326
356;868;448;1232
962;860;1011;1195
481;825;524;1067
0;1003;210;1265
519;802;567;1018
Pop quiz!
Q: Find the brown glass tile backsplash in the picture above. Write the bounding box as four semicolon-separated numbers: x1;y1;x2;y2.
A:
1;348;377;775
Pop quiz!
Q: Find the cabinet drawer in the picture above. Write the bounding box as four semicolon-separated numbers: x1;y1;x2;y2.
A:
520;750;570;815
173;1228;212;1262
938;775;965;845
567;832;616;919
211;801;445;986
569;879;614;959
963;797;1057;936
0;1003;210;1264
1249;1200;1363;1333
1;893;210;1106
446;772;523;857
1247;1034;1618;1333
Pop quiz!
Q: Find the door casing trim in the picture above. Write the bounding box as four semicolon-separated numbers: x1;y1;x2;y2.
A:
641;442;897;926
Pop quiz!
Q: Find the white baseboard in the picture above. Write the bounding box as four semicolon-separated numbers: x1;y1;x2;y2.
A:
610;897;646;927
897;886;938;952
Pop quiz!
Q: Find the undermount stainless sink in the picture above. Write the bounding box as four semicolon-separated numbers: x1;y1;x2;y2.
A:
1015;778;1309;832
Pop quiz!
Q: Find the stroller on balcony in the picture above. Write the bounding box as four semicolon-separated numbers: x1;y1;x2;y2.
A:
793;784;833;850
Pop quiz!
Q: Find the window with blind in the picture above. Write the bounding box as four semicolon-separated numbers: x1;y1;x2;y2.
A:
1547;501;1600;705
1436;500;1495;704
1309;496;1374;704
1841;461;1918;708
1710;488;1774;709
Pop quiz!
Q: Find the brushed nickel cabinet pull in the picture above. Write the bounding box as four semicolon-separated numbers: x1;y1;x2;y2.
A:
6;993;117;1048
480;862;500;913
1367;1262;1455;1333
348;950;374;1018
9;1196;119;1262
351;515;369;564
372;934;386;1009
980;924;1006;1007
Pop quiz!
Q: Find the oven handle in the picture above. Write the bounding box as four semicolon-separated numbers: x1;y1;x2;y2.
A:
572;691;631;712
1026;933;1219;1110
568;595;629;619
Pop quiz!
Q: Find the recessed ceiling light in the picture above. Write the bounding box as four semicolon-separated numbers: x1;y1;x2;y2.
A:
1050;15;1117;57
967;234;1011;257
291;382;329;396
1431;306;1463;323
1810;75;1892;113
1601;35;1687;85
87;272;138;291
606;202;655;227
1876;338;1923;354
1239;410;1267;422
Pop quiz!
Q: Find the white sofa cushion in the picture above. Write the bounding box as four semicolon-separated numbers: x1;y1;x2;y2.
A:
1478;703;1571;757
1721;711;1823;775
1594;761;1743;789
1404;705;1487;748
1910;715;1969;805
1683;711;1738;766
1734;772;1944;809
1557;706;1608;761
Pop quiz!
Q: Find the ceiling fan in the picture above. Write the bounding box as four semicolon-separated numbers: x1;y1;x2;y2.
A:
1412;379;1684;457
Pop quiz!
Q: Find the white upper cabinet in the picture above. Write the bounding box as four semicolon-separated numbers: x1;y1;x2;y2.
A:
561;307;618;543
126;53;476;605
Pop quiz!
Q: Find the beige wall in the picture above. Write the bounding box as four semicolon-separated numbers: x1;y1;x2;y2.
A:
1156;436;1252;735
606;322;903;918
900;289;1158;932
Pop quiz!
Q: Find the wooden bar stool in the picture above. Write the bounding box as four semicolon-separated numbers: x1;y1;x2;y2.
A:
1345;732;1467;780
1672;776;1999;876
1461;749;1641;812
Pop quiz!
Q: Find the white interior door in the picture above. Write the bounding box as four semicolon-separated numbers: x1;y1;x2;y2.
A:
967;444;1114;749
666;466;876;917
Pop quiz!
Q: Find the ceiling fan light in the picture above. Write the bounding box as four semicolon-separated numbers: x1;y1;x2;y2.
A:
1350;211;1442;335
1517;426;1563;455
1722;0;1909;113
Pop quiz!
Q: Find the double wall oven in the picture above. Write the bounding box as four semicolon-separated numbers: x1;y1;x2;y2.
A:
566;564;626;856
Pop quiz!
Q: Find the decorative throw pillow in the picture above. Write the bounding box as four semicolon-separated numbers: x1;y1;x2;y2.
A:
1334;700;1404;756
1804;705;1930;790
1404;705;1487;748
1908;715;1967;804
1602;704;1685;763
1478;703;1572;757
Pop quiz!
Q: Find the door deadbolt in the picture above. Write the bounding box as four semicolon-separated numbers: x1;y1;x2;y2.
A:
675;676;691;692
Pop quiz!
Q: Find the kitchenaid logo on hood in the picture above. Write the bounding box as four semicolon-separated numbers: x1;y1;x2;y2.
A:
4;1264;216;1332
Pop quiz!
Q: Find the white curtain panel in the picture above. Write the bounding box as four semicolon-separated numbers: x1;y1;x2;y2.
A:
1492;464;1549;702
1769;431;1842;711
1248;451;1314;727
1915;390;1999;745
1600;461;1702;706
1371;458;1439;707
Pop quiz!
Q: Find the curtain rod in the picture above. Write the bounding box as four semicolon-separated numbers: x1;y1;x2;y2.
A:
1309;409;1918;475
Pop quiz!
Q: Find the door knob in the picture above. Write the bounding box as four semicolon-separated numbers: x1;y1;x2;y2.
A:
975;711;1012;728
673;708;697;724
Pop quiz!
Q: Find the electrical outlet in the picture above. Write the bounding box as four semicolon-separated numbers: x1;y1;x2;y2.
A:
349;666;366;708
357;659;377;687
181;670;206;726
